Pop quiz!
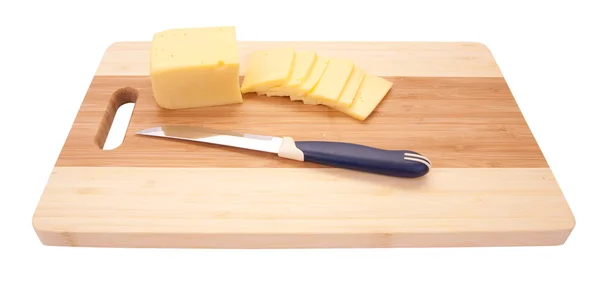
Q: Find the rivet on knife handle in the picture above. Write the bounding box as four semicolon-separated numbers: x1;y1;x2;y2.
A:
278;137;431;178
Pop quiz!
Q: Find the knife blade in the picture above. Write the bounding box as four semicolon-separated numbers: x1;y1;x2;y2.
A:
136;125;431;178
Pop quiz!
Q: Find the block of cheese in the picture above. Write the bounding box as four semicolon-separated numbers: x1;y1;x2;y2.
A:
331;74;393;121
150;26;243;110
290;55;330;102
240;48;295;94
329;66;365;108
303;58;354;105
263;51;317;97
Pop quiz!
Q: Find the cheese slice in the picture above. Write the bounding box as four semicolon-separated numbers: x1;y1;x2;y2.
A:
290;55;330;102
263;51;317;97
331;74;393;121
241;48;295;94
149;26;243;109
303;58;354;105
329;66;365;108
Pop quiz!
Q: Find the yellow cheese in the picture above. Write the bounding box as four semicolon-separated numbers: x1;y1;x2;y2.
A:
330;66;365;108
303;58;354;105
264;51;317;97
290;55;330;102
240;48;295;93
332;74;393;121
150;26;243;110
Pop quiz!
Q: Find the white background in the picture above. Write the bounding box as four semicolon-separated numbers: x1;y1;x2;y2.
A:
1;0;599;296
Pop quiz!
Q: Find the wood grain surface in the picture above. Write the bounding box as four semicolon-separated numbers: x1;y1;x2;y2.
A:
32;41;575;248
57;75;545;168
98;41;503;77
35;167;572;248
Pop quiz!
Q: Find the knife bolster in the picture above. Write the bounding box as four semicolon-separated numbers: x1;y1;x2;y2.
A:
278;137;305;161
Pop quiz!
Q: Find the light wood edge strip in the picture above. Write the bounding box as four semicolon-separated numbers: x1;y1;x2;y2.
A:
95;41;504;77
32;167;575;248
34;230;573;248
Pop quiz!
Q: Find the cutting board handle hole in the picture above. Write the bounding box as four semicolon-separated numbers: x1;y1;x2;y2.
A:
94;87;138;150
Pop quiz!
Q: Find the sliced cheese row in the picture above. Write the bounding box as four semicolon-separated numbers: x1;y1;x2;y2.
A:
240;48;392;121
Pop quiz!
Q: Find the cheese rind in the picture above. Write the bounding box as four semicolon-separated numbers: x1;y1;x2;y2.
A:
265;51;317;97
290;55;330;101
304;58;354;106
150;26;243;109
240;48;295;94
332;74;393;121
331;66;365;108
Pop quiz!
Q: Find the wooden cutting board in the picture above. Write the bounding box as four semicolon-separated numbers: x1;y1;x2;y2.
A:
32;41;575;248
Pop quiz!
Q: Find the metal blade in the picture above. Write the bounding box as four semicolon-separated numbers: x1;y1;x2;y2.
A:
135;125;283;154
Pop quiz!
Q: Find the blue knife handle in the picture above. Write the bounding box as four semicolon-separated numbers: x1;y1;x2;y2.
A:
294;141;431;178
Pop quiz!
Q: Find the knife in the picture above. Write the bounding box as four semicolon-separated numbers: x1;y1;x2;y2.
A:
135;125;431;178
